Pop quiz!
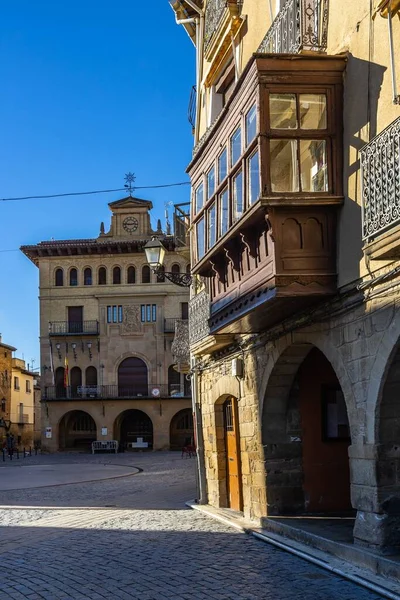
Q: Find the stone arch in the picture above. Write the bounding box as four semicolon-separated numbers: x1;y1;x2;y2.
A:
170;408;194;450
258;335;356;434
98;266;107;285
117;357;148;397
58;410;97;451
113;265;122;284
68;267;78;286
54;267;64;287
262;343;352;515
364;305;399;443
114;409;153;450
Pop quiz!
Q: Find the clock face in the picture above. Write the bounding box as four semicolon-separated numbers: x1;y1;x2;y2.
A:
123;216;139;234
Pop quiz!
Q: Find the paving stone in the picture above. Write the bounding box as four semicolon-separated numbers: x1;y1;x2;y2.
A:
0;452;388;600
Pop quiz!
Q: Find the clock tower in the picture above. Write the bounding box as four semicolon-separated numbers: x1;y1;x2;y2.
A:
99;196;154;240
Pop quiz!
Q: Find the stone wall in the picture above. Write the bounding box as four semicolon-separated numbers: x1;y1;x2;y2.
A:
196;286;400;547
42;398;192;452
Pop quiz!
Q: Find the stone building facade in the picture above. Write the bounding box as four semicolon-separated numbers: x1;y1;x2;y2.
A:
9;358;36;447
21;196;193;452
0;336;16;445
171;0;400;553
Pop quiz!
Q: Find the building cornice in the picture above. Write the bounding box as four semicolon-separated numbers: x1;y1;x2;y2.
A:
20;236;178;266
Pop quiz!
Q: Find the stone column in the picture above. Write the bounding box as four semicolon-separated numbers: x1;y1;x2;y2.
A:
351;443;400;554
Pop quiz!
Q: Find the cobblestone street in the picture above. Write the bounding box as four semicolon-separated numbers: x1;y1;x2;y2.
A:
0;453;387;600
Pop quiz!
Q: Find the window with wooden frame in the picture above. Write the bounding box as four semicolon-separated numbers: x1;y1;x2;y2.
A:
193;100;258;261
268;91;330;194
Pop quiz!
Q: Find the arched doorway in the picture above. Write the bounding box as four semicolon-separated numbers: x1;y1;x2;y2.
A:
168;365;181;396
170;409;194;450
377;343;400;549
215;396;243;511
55;367;65;398
70;366;82;397
115;410;153;450
59;410;97;450
262;345;351;515
118;357;148;397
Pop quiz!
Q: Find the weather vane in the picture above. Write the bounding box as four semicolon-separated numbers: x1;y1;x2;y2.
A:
124;172;136;196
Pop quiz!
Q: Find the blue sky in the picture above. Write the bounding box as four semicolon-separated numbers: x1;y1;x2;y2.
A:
0;1;195;368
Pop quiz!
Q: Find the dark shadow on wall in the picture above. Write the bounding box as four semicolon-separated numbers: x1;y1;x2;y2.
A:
338;54;386;285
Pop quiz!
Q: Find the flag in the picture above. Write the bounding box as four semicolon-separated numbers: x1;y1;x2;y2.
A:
64;356;69;387
49;343;55;385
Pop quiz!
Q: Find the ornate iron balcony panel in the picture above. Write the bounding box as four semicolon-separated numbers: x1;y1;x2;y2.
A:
189;290;211;345
204;0;226;48
362;117;400;242
172;319;190;369
258;0;328;54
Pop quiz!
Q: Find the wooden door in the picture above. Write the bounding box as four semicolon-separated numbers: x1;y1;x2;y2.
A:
224;397;242;511
68;306;83;333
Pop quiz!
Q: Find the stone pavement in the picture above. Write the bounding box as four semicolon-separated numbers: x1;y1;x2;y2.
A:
0;452;388;600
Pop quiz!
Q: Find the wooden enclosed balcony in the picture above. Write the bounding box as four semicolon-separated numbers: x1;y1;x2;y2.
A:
188;54;346;336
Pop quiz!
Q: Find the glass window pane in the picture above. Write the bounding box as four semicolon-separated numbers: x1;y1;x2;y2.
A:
248;151;260;205
195;183;204;213
141;305;145;322
300;94;327;129
300;140;328;192
270;140;299;192
146;305;151;322
208;203;216;249
197;218;205;260
112;306;117;323
152;304;157;322
107;306;112;323
218;149;227;184
118;306;123;323
219;189;229;236
246;105;257;146
269;93;297;129
233;171;243;222
230;127;242;166
207;167;215;200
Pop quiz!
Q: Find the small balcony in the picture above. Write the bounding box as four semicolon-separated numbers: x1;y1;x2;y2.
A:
258;0;329;54
49;321;99;336
164;318;179;333
362;117;400;259
42;384;191;401
171;319;190;372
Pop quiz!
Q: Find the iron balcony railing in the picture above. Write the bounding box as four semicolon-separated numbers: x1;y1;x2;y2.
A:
258;0;329;54
361;117;400;242
189;290;211;345
164;317;188;333
42;383;191;401
188;85;196;130
49;321;99;335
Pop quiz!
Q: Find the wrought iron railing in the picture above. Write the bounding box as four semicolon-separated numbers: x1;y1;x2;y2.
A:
165;316;189;333
42;383;191;401
189;290;211;345
49;321;99;335
258;0;329;54
188;85;196;130
362;117;400;242
171;319;190;369
204;0;226;48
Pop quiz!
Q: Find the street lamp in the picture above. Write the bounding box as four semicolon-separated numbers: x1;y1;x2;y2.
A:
144;237;192;288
